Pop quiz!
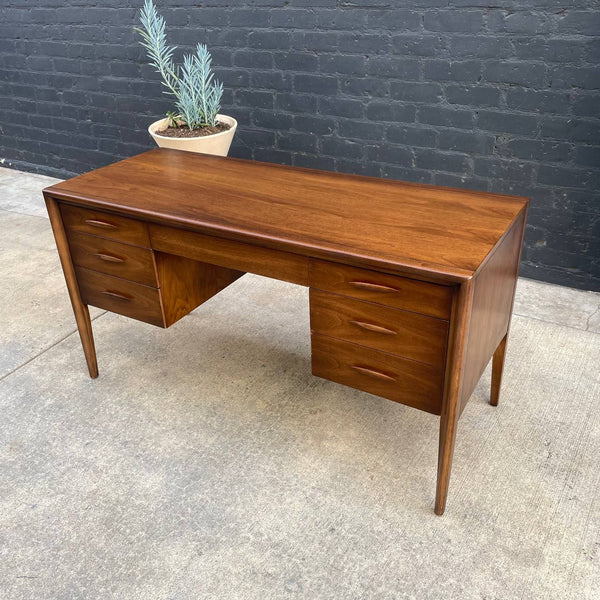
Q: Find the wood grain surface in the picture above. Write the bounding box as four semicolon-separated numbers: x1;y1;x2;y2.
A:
459;211;527;412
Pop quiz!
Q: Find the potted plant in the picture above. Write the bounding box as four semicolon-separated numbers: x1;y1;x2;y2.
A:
135;0;237;156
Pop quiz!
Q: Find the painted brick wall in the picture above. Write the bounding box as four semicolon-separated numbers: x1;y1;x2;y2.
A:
1;1;599;290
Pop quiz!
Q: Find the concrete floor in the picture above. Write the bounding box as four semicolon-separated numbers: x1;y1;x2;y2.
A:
0;166;599;600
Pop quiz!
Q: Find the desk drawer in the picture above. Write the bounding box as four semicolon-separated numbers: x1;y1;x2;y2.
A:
61;204;150;248
310;290;448;369
310;260;453;320
149;223;308;286
311;334;443;415
76;267;164;327
68;231;158;287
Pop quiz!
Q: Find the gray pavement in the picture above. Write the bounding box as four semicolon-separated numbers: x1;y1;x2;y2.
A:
1;166;599;599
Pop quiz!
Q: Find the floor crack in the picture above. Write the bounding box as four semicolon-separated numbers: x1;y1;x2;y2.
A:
512;310;600;334
0;310;107;382
585;304;600;331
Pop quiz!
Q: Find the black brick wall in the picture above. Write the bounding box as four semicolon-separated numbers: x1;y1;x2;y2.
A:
1;0;599;290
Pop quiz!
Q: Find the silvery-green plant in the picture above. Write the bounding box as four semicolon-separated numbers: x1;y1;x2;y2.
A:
135;0;223;129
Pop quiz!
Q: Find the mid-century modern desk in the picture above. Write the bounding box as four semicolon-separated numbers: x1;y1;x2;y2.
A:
44;148;528;514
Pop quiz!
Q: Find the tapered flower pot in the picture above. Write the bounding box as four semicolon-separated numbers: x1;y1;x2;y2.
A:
148;114;237;157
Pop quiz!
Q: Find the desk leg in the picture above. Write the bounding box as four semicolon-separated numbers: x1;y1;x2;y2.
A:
45;196;98;378
436;402;459;516
435;280;473;515
490;211;527;407
490;334;508;406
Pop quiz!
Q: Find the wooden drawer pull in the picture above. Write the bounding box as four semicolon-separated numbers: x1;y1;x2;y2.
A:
351;365;397;382
349;281;399;293
349;320;397;336
84;218;118;230
93;252;125;263
100;290;132;302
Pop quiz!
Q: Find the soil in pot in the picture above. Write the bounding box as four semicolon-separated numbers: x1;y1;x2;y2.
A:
156;122;231;138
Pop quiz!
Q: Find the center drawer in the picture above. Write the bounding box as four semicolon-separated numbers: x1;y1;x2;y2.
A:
67;231;158;286
310;289;448;369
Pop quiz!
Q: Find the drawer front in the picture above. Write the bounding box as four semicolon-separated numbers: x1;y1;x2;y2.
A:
311;335;443;415
68;231;158;287
61;204;150;248
310;260;453;320
149;223;309;286
76;266;165;327
310;289;448;369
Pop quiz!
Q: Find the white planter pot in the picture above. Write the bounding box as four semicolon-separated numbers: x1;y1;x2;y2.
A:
148;114;237;157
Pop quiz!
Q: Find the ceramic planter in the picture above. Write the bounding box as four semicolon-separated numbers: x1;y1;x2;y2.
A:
148;114;237;157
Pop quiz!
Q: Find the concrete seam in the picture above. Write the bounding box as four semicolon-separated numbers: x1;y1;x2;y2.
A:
0;310;107;382
512;311;600;335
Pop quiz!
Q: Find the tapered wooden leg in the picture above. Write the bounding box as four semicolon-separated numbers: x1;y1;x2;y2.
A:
435;397;460;515
71;304;98;379
435;279;474;515
490;334;508;406
45;195;98;378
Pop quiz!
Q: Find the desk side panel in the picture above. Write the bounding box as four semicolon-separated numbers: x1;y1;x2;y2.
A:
459;210;527;412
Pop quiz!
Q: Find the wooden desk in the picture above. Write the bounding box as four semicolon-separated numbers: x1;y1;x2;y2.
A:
43;148;528;514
